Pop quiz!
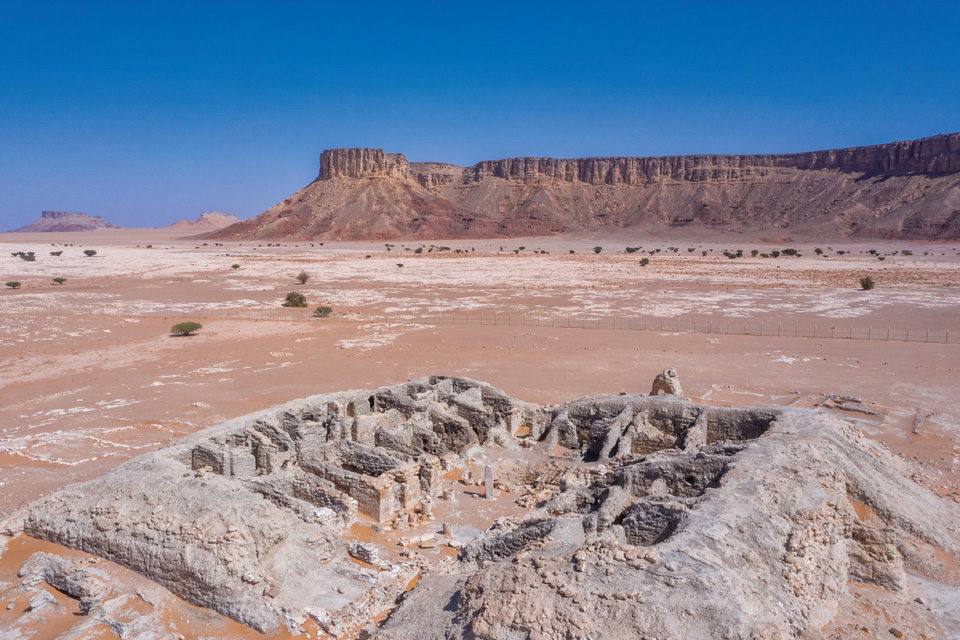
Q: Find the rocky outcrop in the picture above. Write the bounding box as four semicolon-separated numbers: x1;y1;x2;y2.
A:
318;148;410;180
4;376;960;639
166;211;239;231
205;132;960;242
10;211;124;233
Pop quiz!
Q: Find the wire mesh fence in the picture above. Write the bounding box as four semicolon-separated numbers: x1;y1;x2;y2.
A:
6;306;957;344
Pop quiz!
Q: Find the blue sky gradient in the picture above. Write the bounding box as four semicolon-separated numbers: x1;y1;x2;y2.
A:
2;1;959;227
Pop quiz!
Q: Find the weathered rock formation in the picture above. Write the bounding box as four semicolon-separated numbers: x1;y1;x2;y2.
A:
650;367;684;397
205;132;960;241
3;375;959;639
166;211;239;231
10;211;124;233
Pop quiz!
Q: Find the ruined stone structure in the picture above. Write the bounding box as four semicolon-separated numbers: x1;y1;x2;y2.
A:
4;375;960;639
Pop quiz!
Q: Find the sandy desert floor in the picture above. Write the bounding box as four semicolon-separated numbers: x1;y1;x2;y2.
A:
1;229;959;639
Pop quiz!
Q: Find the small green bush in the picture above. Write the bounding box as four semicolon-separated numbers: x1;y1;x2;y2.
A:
50;251;63;256
52;277;66;285
859;276;875;291
313;306;333;318
751;250;759;257
900;249;913;256
296;271;310;285
6;281;21;289
231;263;240;269
171;321;202;336
283;292;307;307
83;249;97;257
593;246;602;254
639;258;650;267
771;250;781;258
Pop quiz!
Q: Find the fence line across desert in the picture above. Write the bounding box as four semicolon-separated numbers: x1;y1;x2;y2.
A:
9;307;960;344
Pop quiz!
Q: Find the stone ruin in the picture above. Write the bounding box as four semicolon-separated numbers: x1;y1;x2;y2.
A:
3;373;960;639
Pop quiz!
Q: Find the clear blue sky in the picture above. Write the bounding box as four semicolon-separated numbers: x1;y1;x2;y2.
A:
2;1;959;228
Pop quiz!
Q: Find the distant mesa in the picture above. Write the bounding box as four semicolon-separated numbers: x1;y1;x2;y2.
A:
10;211;124;233
166;211;239;231
205;132;960;242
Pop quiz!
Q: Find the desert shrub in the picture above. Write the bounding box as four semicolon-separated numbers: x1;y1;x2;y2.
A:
83;249;97;257
702;250;708;256
814;248;823;255
6;281;21;289
365;255;371;259
860;276;875;291
231;264;240;269
878;256;886;261
296;271;310;284
782;248;799;256
313;306;333;318
52;277;66;285
901;249;913;256
171;321;202;336
414;247;423;254
625;247;638;254
836;250;846;255
771;250;781;258
21;253;36;261
640;258;650;267
50;251;63;256
283;291;307;307
868;249;877;255
751;250;759;257
569;249;575;254
397;263;404;268
593;246;602;254
688;247;696;252
519;246;525;251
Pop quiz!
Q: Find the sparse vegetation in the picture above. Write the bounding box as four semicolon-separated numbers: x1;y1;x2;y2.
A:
859;276;875;291
313;306;333;318
771;250;781;258
569;249;575;254
639;258;650;267
901;249;913;256
751;250;759;257
781;248;799;256
296;271;310;285
84;249;97;257
231;264;240;269
397;263;404;268
171;321;202;336
53;277;66;285
283;291;307;307
50;251;63;256
593;246;602;254
5;281;21;289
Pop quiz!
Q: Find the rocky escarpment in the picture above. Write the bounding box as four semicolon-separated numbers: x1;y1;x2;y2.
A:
166;211;239;231
204;132;960;242
10;211;124;233
466;133;960;185
3;375;960;639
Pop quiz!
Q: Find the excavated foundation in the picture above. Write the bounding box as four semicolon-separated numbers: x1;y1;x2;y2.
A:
3;376;959;640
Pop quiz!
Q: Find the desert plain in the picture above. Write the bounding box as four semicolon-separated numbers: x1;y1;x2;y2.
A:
1;228;960;639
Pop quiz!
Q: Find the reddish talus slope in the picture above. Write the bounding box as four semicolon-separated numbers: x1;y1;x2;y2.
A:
207;133;960;241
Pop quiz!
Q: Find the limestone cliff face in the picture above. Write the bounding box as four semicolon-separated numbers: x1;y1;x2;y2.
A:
207;133;960;241
318;148;409;180
466;133;960;185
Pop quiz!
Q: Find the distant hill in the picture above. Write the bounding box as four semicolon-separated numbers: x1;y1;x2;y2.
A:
206;133;960;241
166;211;239;231
10;211;124;233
